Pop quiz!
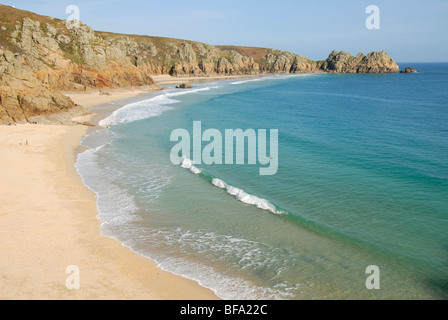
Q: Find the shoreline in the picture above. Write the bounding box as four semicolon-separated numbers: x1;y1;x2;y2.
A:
151;74;268;85
67;75;263;298
0;82;221;299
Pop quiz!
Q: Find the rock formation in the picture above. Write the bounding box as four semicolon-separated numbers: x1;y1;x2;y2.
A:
400;67;419;73
319;50;399;73
0;4;405;124
176;83;192;89
0;5;158;124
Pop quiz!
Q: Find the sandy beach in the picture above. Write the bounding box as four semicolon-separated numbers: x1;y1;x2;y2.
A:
0;88;219;300
65;87;160;109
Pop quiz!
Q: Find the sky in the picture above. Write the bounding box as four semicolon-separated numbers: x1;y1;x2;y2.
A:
1;0;448;62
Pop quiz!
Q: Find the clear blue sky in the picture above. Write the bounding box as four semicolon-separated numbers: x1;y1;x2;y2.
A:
2;0;447;62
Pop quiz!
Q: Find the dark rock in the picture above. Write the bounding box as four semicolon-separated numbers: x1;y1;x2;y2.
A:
176;83;192;89
400;67;419;73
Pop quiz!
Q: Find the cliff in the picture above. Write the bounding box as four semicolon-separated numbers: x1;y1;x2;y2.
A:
0;5;158;124
0;4;400;124
319;50;400;73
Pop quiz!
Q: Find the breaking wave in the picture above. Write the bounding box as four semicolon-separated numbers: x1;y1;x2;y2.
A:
179;157;285;215
99;86;216;127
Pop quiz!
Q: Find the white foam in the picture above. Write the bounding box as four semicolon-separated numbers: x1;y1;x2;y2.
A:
231;74;313;86
212;178;227;189
211;177;283;215
99;86;219;127
288;73;312;77
180;157;202;174
155;255;293;300
184;162;280;215
137;227;301;300
231;78;265;85
99;94;178;127
166;86;212;97
76;145;140;229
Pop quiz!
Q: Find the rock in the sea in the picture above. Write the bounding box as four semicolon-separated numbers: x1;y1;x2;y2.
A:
321;50;400;73
176;83;193;89
400;67;419;73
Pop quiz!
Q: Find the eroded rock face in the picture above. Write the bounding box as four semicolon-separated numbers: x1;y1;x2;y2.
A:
321;50;400;73
0;7;159;124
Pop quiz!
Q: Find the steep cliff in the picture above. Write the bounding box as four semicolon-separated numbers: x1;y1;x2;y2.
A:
0;5;160;124
0;4;401;124
319;50;400;73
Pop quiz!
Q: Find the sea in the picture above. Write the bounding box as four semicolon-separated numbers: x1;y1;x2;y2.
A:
76;63;448;300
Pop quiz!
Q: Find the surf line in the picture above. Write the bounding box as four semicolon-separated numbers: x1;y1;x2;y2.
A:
170;121;278;176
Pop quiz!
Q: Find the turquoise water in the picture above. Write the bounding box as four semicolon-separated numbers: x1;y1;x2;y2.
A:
77;64;448;299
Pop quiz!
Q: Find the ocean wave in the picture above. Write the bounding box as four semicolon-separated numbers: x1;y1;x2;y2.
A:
231;78;265;85
149;228;300;300
179;158;284;215
76;143;140;228
99;86;218;127
212;178;283;215
98;94;178;127
180;157;202;174
230;74;312;86
165;86;213;97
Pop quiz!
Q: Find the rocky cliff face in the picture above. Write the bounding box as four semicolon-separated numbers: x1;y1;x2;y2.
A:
319;50;399;73
0;4;401;124
0;6;158;124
